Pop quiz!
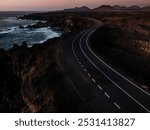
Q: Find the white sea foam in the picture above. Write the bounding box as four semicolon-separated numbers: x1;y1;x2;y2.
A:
36;28;61;43
2;17;16;22
0;26;16;34
0;16;62;50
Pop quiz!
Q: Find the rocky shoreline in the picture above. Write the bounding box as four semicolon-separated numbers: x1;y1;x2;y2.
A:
18;12;94;31
1;11;149;112
0;37;90;112
0;13;93;112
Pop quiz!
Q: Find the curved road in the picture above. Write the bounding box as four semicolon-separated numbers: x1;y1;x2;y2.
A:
59;20;150;113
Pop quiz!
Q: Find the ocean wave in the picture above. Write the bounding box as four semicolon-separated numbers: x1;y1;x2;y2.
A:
35;28;61;43
0;20;61;50
2;17;17;21
0;26;16;34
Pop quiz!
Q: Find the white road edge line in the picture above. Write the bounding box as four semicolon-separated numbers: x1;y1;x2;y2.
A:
72;29;88;61
86;27;150;96
79;29;150;112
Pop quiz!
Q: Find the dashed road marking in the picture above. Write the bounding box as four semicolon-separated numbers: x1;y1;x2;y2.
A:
88;73;91;77
84;68;87;72
114;102;121;109
91;78;96;83
104;92;110;98
97;85;102;90
74;49;121;111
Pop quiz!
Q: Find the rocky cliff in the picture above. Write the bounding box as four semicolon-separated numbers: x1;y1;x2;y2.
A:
0;38;89;112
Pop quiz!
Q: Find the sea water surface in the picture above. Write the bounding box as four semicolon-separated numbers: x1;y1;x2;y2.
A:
0;11;61;50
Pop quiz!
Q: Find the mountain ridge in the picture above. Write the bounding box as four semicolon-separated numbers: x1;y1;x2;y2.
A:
63;6;91;12
62;5;150;12
93;5;150;12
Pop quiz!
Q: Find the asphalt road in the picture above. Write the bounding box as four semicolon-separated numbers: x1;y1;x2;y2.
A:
59;23;150;113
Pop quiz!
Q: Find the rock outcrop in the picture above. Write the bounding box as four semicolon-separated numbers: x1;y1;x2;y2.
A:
0;38;89;112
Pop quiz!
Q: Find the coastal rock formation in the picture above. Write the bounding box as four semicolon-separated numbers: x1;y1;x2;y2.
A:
0;38;89;112
0;12;95;113
19;13;93;31
0;49;24;112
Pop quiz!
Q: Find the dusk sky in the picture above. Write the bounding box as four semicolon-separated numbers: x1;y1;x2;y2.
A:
0;0;150;11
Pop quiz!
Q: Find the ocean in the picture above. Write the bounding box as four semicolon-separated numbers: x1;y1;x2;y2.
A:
0;11;61;50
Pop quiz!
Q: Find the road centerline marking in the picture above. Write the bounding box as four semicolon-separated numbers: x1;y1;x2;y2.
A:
104;92;110;98
97;85;102;90
81;65;84;68
114;102;121;109
88;73;91;77
78;30;150;112
91;78;96;83
84;68;87;72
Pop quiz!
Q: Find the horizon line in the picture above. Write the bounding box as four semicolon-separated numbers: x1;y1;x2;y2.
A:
0;4;149;12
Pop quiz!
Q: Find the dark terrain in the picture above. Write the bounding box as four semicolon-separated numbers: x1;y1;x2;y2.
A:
0;38;90;112
89;12;150;91
0;6;150;112
0;13;93;112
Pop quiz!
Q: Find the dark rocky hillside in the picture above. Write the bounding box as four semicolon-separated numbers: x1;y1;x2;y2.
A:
0;38;90;112
90;24;150;91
